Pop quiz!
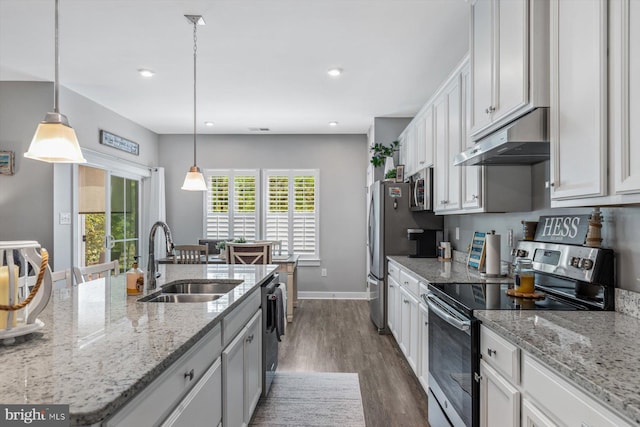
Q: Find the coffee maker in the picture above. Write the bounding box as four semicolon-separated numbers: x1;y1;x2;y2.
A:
407;228;442;258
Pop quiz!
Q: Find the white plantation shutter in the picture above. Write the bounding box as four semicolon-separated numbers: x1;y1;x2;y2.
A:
293;175;316;254
204;170;258;240
233;175;257;241
265;175;290;254
206;175;230;239
264;170;319;258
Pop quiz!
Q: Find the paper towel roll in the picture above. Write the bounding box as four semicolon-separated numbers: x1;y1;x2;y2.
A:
485;233;501;277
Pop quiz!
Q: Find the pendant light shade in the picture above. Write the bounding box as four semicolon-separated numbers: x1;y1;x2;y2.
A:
181;15;207;192
182;165;207;191
24;0;86;164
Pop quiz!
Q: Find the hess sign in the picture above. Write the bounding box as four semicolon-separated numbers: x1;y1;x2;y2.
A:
533;214;590;245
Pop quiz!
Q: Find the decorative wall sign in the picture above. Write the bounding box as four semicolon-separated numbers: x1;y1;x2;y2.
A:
99;130;139;155
0;151;15;175
534;214;591;245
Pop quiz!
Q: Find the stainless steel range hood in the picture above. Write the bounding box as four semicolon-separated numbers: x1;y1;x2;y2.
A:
454;108;549;166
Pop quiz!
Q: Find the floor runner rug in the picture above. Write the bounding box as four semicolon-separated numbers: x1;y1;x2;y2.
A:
250;372;366;426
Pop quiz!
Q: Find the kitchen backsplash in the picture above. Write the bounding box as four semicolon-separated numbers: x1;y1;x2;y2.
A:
445;205;640;295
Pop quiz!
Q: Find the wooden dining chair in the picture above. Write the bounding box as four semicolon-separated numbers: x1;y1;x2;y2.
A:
255;240;283;257
50;268;72;288
226;243;272;265
174;244;208;264
73;260;119;284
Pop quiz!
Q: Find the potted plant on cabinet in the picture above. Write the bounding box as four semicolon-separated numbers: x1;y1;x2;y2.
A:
370;140;400;180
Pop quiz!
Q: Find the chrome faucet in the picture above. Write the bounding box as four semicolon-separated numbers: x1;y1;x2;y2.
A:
148;221;175;290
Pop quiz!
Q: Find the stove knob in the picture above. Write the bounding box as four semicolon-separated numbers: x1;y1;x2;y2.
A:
580;259;594;270
570;257;581;268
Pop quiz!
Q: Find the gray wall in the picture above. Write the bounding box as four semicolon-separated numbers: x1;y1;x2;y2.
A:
158;134;368;295
0;82;55;253
0;81;159;268
445;163;640;292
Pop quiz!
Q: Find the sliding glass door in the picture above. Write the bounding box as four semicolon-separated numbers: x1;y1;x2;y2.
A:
78;165;140;273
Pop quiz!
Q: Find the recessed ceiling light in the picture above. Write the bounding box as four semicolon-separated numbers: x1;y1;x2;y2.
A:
138;69;155;78
204;121;214;127
327;68;343;77
328;121;339;127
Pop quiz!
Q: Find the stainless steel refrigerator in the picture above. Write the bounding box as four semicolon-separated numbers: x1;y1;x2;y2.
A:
367;180;442;333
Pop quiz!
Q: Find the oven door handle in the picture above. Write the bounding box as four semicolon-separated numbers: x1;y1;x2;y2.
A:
426;293;471;332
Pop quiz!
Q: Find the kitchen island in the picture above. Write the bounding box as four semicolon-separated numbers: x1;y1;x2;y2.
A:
0;263;278;426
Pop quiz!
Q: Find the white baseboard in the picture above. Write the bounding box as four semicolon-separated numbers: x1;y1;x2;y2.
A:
298;291;369;300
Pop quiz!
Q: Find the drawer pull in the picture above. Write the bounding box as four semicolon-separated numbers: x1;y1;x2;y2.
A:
487;348;497;357
403;299;409;304
246;334;254;343
184;369;194;381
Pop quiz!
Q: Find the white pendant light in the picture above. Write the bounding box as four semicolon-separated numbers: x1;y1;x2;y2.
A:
181;14;207;192
24;0;86;163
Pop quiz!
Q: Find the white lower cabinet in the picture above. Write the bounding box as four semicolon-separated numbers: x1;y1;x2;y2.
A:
387;275;399;338
105;325;223;427
522;354;632;427
479;325;634;427
244;310;263;422
223;309;262;427
521;398;557;427
399;286;419;374
417;302;429;392
162;358;223;427
387;260;429;393
479;360;520;427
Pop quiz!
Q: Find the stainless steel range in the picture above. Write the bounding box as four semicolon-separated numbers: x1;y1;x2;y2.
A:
425;240;615;427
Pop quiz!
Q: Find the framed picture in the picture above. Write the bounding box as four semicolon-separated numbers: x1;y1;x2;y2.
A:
395;164;405;183
0;151;15;176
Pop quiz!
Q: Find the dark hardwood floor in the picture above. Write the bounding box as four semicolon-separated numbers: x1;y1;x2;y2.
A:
278;299;430;427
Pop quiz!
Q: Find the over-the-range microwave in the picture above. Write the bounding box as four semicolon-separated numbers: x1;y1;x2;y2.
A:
409;168;433;211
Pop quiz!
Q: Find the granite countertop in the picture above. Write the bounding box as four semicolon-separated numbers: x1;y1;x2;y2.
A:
0;263;277;426
387;255;512;285
476;310;640;425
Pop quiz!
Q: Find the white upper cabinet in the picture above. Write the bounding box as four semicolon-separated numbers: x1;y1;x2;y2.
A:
434;74;463;213
460;63;483;210
550;0;640;207
399;107;435;179
610;0;640;196
470;0;549;141
549;0;608;202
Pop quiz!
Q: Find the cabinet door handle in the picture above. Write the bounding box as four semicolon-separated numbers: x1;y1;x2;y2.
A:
403;299;409;304
184;369;195;381
247;334;254;343
485;106;495;114
472;194;478;200
487;348;497;357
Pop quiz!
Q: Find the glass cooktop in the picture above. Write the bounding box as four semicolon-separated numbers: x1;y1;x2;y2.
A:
427;281;590;316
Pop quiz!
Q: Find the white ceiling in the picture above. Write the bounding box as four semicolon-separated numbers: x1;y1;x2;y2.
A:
0;0;469;135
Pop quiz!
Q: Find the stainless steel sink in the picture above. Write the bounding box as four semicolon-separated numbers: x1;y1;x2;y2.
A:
160;281;241;294
139;293;225;303
137;279;243;303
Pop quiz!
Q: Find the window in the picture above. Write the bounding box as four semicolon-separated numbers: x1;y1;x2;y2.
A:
204;168;319;260
263;169;319;259
204;170;259;241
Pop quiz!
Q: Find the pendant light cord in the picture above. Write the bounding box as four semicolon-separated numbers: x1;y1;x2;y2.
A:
192;21;198;167
54;0;60;113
